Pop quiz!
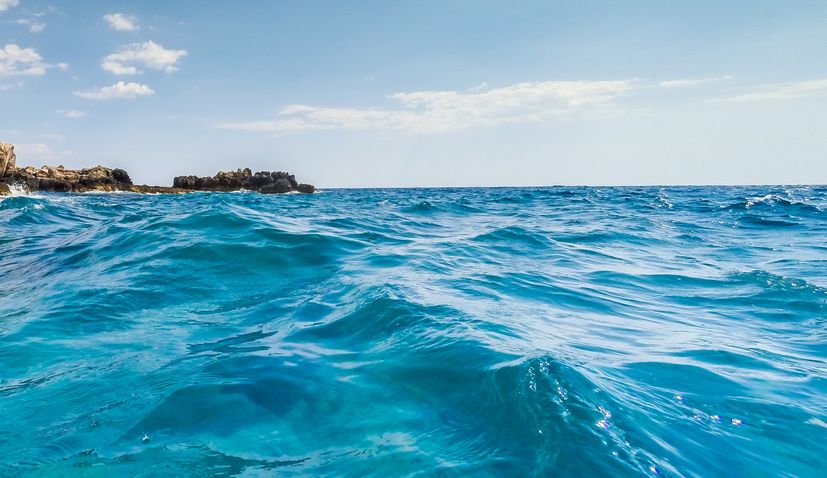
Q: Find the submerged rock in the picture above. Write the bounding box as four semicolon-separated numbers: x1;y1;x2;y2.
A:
173;169;314;194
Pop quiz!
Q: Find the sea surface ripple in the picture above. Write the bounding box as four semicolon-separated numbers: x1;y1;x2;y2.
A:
1;186;826;477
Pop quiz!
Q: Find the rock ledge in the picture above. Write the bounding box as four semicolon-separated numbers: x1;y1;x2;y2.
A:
0;141;315;196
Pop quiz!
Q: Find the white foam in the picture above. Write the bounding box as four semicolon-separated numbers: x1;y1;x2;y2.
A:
5;182;31;197
807;417;827;429
80;189;132;194
745;194;780;208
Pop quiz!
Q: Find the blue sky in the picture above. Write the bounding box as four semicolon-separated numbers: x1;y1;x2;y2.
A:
2;0;826;187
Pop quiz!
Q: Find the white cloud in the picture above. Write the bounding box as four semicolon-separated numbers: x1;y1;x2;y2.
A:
56;109;86;118
102;61;136;75
715;79;827;103
17;143;58;161
16;142;75;162
0;0;19;14
103;13;139;32
15;18;47;32
0;80;23;90
0;43;69;76
468;82;489;92
659;76;733;88
102;41;187;74
0;43;48;76
0;44;64;78
218;80;635;134
74;81;155;100
38;133;64;141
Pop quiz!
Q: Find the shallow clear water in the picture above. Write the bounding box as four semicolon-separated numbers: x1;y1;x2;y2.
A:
1;186;826;477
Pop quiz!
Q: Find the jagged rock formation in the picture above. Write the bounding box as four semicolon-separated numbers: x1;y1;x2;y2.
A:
0;142;16;179
173;168;316;194
3;164;190;193
8;165;137;193
0;140;315;196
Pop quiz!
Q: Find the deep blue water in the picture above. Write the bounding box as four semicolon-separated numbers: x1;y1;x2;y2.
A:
1;186;826;477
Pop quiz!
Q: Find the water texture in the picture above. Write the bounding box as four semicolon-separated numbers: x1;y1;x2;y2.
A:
1;186;826;477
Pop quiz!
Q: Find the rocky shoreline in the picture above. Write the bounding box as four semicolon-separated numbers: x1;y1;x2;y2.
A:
0;141;315;196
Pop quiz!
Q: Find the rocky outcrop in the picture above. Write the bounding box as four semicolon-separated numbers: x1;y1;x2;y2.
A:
0;140;315;196
1;164;195;194
8;165;136;193
0;142;16;179
173;168;315;194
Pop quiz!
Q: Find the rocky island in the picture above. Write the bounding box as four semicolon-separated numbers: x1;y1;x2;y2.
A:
173;169;315;194
0;141;315;196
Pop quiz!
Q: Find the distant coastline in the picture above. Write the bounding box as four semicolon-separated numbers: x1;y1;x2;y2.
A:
0;141;315;196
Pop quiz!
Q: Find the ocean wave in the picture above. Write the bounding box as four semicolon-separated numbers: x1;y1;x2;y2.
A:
725;193;823;213
471;225;555;249
2;186;826;476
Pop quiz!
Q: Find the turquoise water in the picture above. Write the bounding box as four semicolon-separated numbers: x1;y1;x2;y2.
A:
1;186;826;477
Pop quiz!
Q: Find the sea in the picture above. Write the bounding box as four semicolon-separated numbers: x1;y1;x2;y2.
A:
1;186;825;477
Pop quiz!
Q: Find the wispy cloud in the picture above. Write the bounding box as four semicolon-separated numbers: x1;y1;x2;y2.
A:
15;18;46;32
20;144;75;162
56;109;86;118
74;81;155;100
715;79;827;103
102;41;187;74
218;80;636;134
0;0;19;14
468;82;489;92
0;80;23;90
0;43;49;76
103;13;139;32
16;143;61;162
659;76;733;88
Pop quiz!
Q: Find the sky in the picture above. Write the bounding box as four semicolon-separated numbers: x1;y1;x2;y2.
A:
1;0;827;187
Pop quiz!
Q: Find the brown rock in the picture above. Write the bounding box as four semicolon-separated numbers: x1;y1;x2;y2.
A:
7;162;136;193
1;139;315;195
0;142;16;179
128;185;191;194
